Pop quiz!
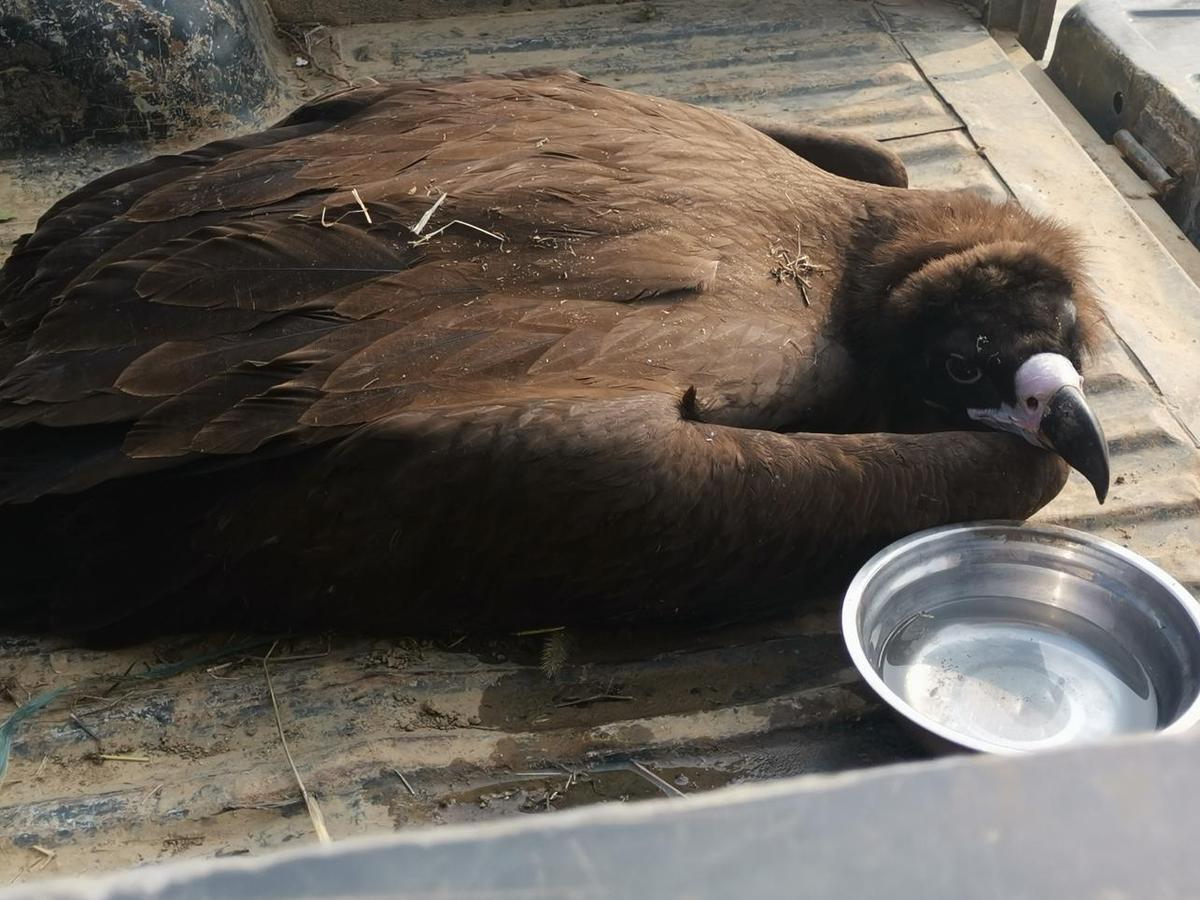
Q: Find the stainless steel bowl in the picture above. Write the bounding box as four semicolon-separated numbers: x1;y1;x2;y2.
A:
842;522;1200;755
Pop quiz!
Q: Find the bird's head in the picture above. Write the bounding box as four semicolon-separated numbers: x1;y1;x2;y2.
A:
846;197;1110;502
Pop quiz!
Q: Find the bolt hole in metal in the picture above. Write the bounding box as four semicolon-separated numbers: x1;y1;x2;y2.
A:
843;523;1200;754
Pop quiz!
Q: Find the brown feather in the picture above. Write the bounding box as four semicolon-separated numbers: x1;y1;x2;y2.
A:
0;69;1095;634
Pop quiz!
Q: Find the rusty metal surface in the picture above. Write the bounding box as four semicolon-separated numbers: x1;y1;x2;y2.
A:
1;0;1198;885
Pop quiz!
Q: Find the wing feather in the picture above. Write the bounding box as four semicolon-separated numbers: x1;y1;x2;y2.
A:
0;69;833;504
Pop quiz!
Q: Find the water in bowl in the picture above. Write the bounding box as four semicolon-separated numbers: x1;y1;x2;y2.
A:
879;595;1159;751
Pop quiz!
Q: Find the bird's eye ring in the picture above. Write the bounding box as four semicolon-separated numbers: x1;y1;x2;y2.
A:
945;354;982;385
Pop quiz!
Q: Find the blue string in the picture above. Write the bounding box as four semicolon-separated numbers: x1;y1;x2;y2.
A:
0;637;274;784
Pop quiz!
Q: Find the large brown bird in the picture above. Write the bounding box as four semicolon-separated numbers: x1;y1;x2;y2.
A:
0;69;1108;635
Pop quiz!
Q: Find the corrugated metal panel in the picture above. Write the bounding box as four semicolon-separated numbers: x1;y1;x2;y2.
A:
338;3;962;141
2;0;1197;883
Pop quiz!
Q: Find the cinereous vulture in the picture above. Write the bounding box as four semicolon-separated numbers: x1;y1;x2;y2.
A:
0;70;1109;634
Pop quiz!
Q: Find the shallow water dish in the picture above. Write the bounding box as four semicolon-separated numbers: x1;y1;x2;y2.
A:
842;522;1200;754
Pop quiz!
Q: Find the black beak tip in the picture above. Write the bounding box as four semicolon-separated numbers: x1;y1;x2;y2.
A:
1040;385;1110;506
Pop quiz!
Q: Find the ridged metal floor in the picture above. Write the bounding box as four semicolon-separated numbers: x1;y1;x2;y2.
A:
3;0;1199;883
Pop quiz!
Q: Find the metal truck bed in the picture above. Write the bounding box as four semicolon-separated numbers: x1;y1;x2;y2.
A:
2;0;1200;883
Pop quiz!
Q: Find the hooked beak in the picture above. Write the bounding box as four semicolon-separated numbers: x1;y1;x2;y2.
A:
968;353;1110;504
1038;384;1110;503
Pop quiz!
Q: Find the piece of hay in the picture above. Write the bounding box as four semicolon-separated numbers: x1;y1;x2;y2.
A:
411;192;447;235
263;642;332;845
392;768;417;796
350;188;373;224
769;230;826;306
410;220;505;248
554;693;634;708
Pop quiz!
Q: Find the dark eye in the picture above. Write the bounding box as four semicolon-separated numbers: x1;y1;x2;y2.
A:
945;354;982;385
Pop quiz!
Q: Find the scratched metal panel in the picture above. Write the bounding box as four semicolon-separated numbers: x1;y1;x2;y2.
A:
2;0;1198;886
336;2;962;141
11;732;1200;900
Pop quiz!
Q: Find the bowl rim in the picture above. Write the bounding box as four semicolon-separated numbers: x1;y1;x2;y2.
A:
841;520;1200;755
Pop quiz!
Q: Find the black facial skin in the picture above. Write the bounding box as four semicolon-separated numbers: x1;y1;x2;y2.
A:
908;295;1084;430
884;295;1109;502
